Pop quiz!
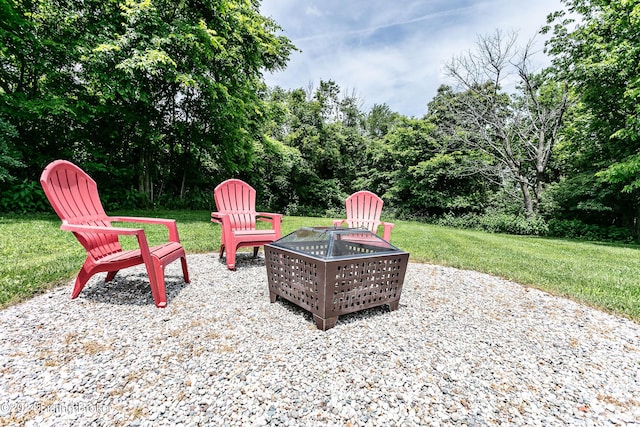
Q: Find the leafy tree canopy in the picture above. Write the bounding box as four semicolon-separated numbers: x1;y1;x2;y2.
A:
545;0;640;191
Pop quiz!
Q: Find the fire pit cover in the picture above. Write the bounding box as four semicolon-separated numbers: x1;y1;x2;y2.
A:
268;226;401;259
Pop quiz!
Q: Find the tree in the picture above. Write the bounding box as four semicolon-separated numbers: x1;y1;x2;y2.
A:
262;81;370;214
79;0;296;198
544;0;640;233
365;103;400;138
0;0;83;172
357;114;490;218
0;0;295;208
545;0;640;189
443;30;569;216
0;117;22;181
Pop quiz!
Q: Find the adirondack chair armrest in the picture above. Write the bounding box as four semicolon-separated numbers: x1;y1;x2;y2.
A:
211;212;237;243
110;216;181;242
379;221;395;242
210;212;227;225
211;211;233;228
60;223;142;235
256;212;282;236
256;212;282;223
61;222;157;255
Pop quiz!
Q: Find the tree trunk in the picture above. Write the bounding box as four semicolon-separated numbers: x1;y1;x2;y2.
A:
138;151;153;202
180;168;186;200
519;180;534;216
533;170;544;213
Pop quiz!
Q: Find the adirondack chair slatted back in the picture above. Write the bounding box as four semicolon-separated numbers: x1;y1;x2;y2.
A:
212;178;282;270
214;179;257;231
345;191;384;233
40;160;122;259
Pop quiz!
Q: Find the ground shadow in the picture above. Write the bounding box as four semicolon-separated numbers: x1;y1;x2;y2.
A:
78;272;188;307
273;296;395;330
218;252;268;269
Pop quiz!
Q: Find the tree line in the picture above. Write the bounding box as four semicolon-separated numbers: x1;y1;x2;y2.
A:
1;0;639;242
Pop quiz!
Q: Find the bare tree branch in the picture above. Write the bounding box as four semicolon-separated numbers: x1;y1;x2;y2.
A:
443;29;571;215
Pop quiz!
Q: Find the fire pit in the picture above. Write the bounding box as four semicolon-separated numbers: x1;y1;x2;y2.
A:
264;227;410;330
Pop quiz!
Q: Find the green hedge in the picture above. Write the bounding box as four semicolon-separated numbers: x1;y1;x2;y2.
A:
435;213;549;236
547;219;634;242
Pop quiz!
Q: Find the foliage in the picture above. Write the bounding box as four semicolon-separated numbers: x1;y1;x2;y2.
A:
541;174;630;223
261;81;368;213
546;0;640;183
0;0;87;171
155;188;212;211
244;136;303;213
547;219;634;242
2;0;640;243
355;103;493;219
1;0;295;202
0;117;22;181
0;179;48;213
365;103;401;138
435;213;549;236
544;0;640;234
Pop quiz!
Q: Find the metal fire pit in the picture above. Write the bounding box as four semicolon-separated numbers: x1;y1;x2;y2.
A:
264;227;410;330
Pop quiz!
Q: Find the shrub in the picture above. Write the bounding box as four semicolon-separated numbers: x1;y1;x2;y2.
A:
0;180;49;214
155;188;213;211
547;219;634;242
100;187;152;211
435;213;548;236
478;213;548;236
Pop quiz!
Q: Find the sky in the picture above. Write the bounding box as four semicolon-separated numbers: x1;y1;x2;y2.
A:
259;0;566;118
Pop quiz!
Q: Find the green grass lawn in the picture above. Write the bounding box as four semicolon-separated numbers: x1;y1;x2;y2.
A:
1;211;639;322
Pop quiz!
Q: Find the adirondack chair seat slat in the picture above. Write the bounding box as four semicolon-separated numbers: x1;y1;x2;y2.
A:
99;241;183;263
233;230;277;237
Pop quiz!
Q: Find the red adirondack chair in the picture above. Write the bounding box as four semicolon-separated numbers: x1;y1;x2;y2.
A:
333;190;394;241
211;179;282;270
40;160;190;308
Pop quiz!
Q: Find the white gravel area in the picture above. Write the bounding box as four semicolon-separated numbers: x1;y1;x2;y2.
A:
1;252;639;426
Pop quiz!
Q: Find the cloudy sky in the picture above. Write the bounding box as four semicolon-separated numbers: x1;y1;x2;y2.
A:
259;0;565;117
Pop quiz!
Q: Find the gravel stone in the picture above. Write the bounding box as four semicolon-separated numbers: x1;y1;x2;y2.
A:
0;253;639;426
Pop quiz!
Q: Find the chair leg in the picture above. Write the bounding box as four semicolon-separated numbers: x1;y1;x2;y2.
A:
219;244;225;258
252;246;259;258
148;256;167;308
71;260;94;299
226;247;237;271
180;256;190;283
105;270;119;282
